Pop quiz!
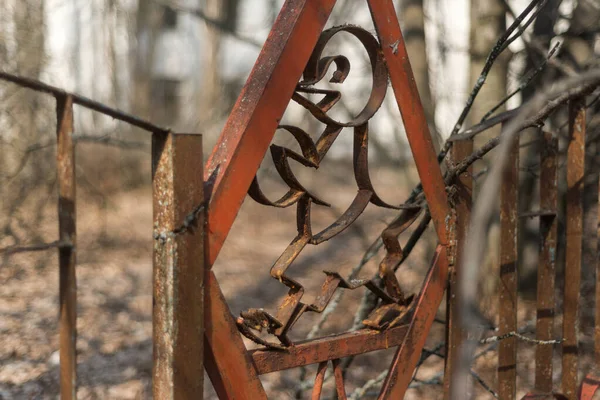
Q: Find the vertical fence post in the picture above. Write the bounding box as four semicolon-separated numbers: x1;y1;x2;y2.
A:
499;132;519;400
583;136;598;360
56;94;77;400
563;99;586;398
444;138;473;398
578;113;600;400
152;132;205;399
535;132;558;392
594;134;600;384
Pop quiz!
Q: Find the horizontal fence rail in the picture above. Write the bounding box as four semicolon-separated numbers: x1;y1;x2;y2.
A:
0;70;193;399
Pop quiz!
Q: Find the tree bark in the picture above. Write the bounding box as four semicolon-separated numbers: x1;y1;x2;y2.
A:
468;0;508;308
199;0;226;131
1;1;47;180
399;0;441;152
131;1;162;120
0;1;47;245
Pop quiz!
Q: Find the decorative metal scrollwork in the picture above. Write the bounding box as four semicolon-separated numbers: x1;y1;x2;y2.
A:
236;25;422;349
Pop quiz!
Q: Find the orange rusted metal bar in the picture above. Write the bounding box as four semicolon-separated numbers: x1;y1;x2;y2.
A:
499;133;519;400
367;0;450;242
596;146;600;369
152;132;205;399
0;71;168;134
579;375;600;400
311;361;328;400
378;245;449;399
56;94;77;400
535;132;558;393
578;107;598;399
250;324;409;375
204;0;336;267
444;139;473;398
332;359;348;400
366;1;451;397
205;271;267;399
562;99;585;398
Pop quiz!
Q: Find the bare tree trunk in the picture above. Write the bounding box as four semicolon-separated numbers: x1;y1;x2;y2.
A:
467;0;509;129
399;0;441;152
0;0;47;245
199;0;226;131
468;0;508;308
131;1;161;120
5;1;47;179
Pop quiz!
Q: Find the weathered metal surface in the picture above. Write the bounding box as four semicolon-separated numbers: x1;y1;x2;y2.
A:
379;245;449;399
332;359;348;400
535;132;558;393
236;2;452;396
204;0;337;267
152;132;205;399
498;133;519;400
580;112;599;400
307;359;347;400
578;375;600;400
250;323;409;375
56;94;77;400
236;24;422;349
444;139;473;399
311;361;328;400
204;271;267;399
562;99;586;398
596;158;600;369
521;392;568;399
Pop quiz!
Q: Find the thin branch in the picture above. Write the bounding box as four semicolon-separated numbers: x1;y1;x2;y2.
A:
1;140;56;182
450;75;600;181
409;372;444;389
0;240;72;255
452;135;504;177
74;134;148;150
441;0;546;158
479;331;563;345
528;38;577;76
470;370;498;398
498;0;549;54
349;370;388;400
348;343;446;399
448;108;520;142
481;41;560;122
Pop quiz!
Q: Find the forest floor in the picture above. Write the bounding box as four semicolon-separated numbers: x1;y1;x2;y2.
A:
0;160;593;399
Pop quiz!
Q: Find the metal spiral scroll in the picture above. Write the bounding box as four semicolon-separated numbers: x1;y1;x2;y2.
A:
236;25;423;349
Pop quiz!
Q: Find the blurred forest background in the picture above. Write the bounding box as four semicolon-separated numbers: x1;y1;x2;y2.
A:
0;0;599;398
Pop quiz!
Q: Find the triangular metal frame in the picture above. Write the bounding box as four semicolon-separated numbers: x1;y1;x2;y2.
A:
202;1;451;398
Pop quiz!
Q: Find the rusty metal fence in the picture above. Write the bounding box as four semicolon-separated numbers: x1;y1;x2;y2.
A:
1;0;600;399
